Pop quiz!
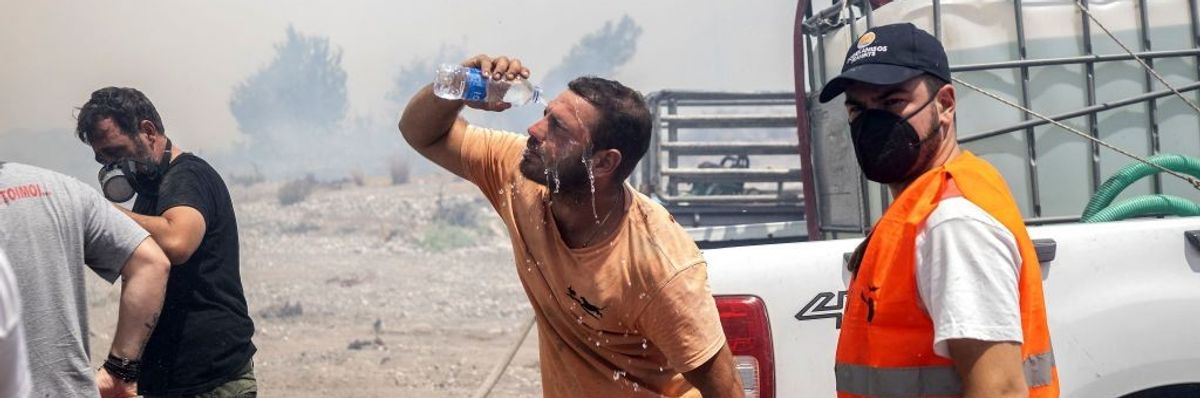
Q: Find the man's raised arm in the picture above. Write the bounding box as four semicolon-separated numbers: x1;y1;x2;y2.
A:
398;54;529;178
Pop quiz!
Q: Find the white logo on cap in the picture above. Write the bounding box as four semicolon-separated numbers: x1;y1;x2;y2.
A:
847;46;888;64
847;31;887;64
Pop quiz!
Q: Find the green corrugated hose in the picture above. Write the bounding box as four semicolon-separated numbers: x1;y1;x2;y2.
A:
1080;154;1200;222
1082;194;1200;223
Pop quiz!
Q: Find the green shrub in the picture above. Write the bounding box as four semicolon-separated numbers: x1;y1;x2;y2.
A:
417;222;476;253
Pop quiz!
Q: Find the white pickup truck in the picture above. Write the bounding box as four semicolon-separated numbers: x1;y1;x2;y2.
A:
705;218;1200;398
633;0;1200;396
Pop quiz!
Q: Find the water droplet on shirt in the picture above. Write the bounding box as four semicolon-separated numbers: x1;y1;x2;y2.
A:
641;339;648;349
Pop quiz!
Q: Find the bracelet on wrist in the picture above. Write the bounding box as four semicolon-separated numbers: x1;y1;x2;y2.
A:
102;354;141;382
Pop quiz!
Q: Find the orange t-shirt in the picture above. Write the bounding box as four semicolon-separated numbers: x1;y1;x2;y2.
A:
460;125;727;398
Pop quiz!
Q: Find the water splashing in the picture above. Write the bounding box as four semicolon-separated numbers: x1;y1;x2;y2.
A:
552;168;562;194
584;148;599;222
535;142;561;197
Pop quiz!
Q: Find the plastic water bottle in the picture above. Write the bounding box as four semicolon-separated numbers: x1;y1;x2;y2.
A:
433;64;545;106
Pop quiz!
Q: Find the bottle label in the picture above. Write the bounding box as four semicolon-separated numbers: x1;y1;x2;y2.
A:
463;68;487;102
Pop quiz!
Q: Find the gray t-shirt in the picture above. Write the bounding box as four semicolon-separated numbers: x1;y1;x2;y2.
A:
0;162;149;398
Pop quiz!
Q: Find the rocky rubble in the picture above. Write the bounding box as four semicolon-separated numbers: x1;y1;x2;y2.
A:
87;175;542;397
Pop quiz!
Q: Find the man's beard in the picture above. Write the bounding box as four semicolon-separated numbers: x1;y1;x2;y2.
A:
133;139;155;163
911;105;944;175
519;138;593;194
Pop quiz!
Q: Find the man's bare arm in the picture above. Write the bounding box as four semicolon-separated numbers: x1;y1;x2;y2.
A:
109;237;170;360
682;345;745;398
117;206;205;266
398;85;472;179
948;339;1027;398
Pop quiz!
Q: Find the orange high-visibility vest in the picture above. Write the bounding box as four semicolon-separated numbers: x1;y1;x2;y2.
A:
835;151;1058;398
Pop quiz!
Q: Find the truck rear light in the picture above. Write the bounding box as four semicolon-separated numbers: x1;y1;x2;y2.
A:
716;295;774;398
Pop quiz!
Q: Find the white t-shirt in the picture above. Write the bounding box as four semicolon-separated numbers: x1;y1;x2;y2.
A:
915;197;1024;359
0;251;31;398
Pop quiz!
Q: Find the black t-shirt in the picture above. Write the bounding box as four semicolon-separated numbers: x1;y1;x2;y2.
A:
133;153;256;395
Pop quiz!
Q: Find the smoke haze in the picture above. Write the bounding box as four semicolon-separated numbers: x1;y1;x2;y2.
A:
0;0;797;183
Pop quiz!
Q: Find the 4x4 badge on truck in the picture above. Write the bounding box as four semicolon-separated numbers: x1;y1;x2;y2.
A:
795;291;848;329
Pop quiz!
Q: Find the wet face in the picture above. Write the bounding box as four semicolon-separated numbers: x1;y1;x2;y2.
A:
89;118;154;165
521;90;603;192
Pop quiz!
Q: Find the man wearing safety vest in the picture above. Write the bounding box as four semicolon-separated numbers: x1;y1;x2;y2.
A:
817;23;1059;397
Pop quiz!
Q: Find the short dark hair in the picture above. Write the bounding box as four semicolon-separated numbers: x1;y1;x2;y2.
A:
920;74;948;98
567;77;652;180
75;87;165;144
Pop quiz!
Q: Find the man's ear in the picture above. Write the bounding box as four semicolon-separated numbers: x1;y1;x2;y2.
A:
591;149;623;178
138;120;159;137
138;120;162;147
937;84;956;122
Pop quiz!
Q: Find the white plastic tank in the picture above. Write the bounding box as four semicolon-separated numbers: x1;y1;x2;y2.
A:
811;0;1200;222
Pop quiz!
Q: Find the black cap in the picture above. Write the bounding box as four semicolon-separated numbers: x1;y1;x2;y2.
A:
818;23;950;103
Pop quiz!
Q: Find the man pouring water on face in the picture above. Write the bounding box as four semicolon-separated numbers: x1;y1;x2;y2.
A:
399;54;745;397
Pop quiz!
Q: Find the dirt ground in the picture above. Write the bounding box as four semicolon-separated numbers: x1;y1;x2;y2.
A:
86;173;545;397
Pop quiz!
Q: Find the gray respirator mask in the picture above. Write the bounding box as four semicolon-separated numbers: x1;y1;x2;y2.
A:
98;139;172;202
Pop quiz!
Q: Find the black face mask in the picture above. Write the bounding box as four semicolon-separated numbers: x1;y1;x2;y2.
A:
849;96;943;184
98;139;172;202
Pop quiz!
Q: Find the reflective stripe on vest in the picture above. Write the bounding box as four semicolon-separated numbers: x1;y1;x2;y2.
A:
835;351;1056;397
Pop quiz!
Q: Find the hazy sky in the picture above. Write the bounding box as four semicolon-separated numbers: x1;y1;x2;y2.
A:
0;0;802;154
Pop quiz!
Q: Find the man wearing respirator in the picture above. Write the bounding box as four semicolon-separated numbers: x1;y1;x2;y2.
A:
79;87;258;398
